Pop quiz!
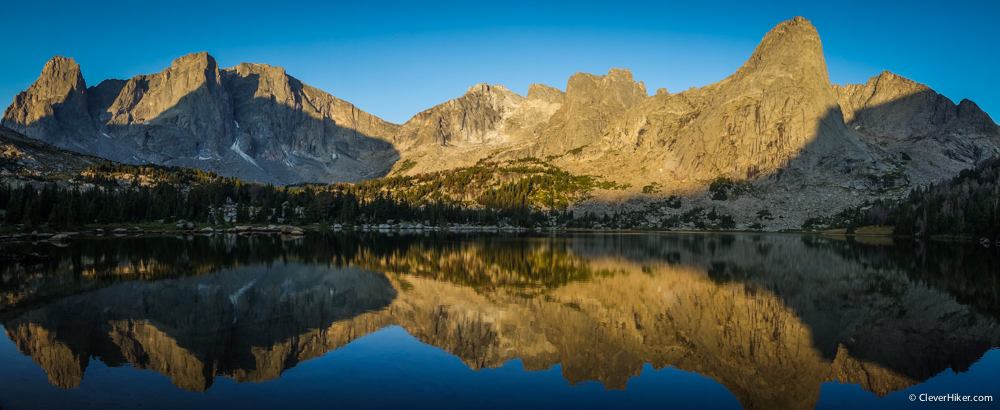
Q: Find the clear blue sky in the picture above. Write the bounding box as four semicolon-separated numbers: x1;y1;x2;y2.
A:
2;1;997;124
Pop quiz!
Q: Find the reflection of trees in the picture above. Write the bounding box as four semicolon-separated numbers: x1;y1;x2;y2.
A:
1;234;610;310
0;233;997;409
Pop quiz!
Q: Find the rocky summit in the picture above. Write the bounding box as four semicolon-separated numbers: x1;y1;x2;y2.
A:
3;53;400;185
3;17;998;224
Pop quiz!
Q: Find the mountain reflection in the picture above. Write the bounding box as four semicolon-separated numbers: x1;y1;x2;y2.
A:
1;233;997;409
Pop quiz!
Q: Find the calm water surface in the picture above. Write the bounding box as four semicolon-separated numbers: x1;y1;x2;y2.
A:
0;232;997;409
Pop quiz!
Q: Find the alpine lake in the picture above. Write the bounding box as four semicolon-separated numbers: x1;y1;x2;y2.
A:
0;231;997;410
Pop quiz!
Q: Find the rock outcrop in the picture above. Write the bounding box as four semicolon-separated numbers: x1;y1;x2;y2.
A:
2;57;92;148
536;68;648;154
394;84;526;149
593;17;878;186
222;62;399;182
97;52;235;161
834;71;1000;185
3;54;399;184
388;82;566;173
3;16;998;203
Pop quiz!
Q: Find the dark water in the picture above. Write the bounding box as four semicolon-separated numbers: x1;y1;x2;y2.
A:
0;232;997;410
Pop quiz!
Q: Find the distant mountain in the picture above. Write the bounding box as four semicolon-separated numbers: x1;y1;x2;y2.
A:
834;70;1000;186
4;16;998;225
2;54;399;184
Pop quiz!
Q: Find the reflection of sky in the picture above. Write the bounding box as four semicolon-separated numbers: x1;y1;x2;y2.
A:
1;323;997;410
0;325;741;409
1;1;997;124
819;349;1000;409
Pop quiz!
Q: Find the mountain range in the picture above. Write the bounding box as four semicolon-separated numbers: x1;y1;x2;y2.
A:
3;16;998;223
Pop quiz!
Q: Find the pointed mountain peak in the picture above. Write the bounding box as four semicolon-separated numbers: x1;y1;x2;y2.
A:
42;56;80;74
466;83;513;95
527;84;565;104
2;55;92;144
172;51;215;67
605;68;633;80
869;70;916;86
38;56;86;91
167;52;221;81
859;70;936;99
957;98;997;127
735;16;826;80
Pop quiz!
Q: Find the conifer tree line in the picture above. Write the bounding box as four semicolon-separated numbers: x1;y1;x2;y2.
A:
0;162;560;230
2;158;998;235
809;157;1000;239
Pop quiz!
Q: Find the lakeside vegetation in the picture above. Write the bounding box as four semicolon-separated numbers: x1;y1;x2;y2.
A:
0;158;628;232
1;154;998;237
805;157;1000;240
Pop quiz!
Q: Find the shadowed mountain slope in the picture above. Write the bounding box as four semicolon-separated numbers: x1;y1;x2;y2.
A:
3;17;998;225
3;53;399;185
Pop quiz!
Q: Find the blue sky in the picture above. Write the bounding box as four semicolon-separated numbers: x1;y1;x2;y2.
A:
2;1;997;124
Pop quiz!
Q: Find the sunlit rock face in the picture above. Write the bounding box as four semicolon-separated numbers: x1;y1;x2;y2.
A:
1;57;92;149
5;17;997;198
2;54;400;185
599;17;876;184
1;234;996;409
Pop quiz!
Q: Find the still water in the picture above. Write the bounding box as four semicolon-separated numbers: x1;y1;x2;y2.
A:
0;232;997;409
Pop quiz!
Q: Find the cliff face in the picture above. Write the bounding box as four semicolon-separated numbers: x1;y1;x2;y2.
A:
537;68;648;154
388;83;566;173
97;52;235;161
394;84;526;149
3;17;998;199
2;54;399;184
2;57;92;148
834;71;1000;185
221;62;400;182
591;17;878;187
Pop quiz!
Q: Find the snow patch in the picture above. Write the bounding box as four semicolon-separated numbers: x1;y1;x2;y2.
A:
229;278;259;323
234;121;240;129
102;133;112;139
230;140;262;170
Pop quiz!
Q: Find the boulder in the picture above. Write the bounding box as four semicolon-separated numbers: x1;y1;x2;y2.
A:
280;225;305;235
